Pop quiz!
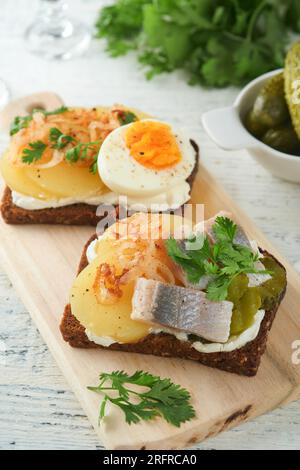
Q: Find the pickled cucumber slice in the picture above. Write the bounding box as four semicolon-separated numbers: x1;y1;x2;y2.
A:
227;275;261;336
259;256;286;311
230;288;261;336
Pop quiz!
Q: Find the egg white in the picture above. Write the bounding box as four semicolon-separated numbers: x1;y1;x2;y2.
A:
97;119;196;197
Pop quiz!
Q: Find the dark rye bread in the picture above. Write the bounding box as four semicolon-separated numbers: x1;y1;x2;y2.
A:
60;234;287;376
1;140;199;225
1;186;101;225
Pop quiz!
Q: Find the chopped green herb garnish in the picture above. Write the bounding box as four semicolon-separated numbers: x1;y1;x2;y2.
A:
166;216;272;302
212;216;237;243
49;127;76;150
89;156;99;175
117;110;137;126
88;370;196;427
10;106;69;136
65;140;101;174
10;115;32;136
22;141;47;164
44;106;68;116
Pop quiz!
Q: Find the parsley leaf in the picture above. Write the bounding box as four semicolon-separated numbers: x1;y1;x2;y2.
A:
117;110;137;126
10;106;69;136
88;370;196;427
65;140;101;174
65;141;100;162
10;115;32;136
22;141;47;164
89;157;99;175
49;127;76;150
165;238;191;261
206;275;233;302
213;216;237;243
166;216;272;302
44;106;68;116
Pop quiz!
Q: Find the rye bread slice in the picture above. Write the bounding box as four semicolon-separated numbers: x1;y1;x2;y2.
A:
60;234;287;376
1;140;199;225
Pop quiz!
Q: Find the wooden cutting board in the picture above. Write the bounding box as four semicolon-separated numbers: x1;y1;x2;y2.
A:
1;98;300;450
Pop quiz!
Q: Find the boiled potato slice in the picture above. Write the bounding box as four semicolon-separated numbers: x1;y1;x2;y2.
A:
0;151;55;199
26;162;108;198
98;213;194;243
1;106;149;200
70;238;150;343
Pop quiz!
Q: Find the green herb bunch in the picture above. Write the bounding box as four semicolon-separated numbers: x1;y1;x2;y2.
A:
95;0;300;87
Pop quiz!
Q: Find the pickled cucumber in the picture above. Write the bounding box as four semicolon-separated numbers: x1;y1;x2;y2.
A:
227;275;261;336
226;257;286;337
258;256;286;311
284;39;300;139
262;125;300;155
245;110;266;138
190;257;285;343
250;73;289;130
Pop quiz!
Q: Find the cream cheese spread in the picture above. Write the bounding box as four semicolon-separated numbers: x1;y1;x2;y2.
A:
11;181;191;212
84;311;265;353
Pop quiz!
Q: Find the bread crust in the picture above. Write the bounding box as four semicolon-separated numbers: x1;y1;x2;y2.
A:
60;235;287;376
1;140;199;225
1;186;101;225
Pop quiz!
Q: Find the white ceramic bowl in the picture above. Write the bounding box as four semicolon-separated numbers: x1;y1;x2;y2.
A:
202;69;300;183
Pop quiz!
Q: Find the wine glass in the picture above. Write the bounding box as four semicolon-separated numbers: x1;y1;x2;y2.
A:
24;0;91;60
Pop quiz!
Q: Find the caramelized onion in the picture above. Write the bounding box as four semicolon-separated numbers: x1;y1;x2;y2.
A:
93;237;175;304
34;149;64;169
8;106;126;168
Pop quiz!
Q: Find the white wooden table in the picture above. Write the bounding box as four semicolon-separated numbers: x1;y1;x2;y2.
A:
0;0;300;450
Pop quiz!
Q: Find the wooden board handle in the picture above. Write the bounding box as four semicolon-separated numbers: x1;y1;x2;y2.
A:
0;92;64;133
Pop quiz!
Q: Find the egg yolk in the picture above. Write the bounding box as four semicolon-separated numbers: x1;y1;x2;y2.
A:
125;121;182;170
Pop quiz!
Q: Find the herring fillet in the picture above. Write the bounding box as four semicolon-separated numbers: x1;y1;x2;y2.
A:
131;278;233;343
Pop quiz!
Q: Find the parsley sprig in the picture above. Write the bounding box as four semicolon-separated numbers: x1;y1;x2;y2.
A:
49;127;76;150
22;141;47;164
166;216;272;302
14;107;136;173
20;126;101;173
10;106;68;136
88;370;196;427
65;140;101;174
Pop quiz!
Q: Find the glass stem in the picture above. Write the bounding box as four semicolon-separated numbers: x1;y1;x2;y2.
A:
24;0;91;60
37;0;70;35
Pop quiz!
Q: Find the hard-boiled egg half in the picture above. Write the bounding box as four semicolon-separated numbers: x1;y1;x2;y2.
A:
98;119;197;202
